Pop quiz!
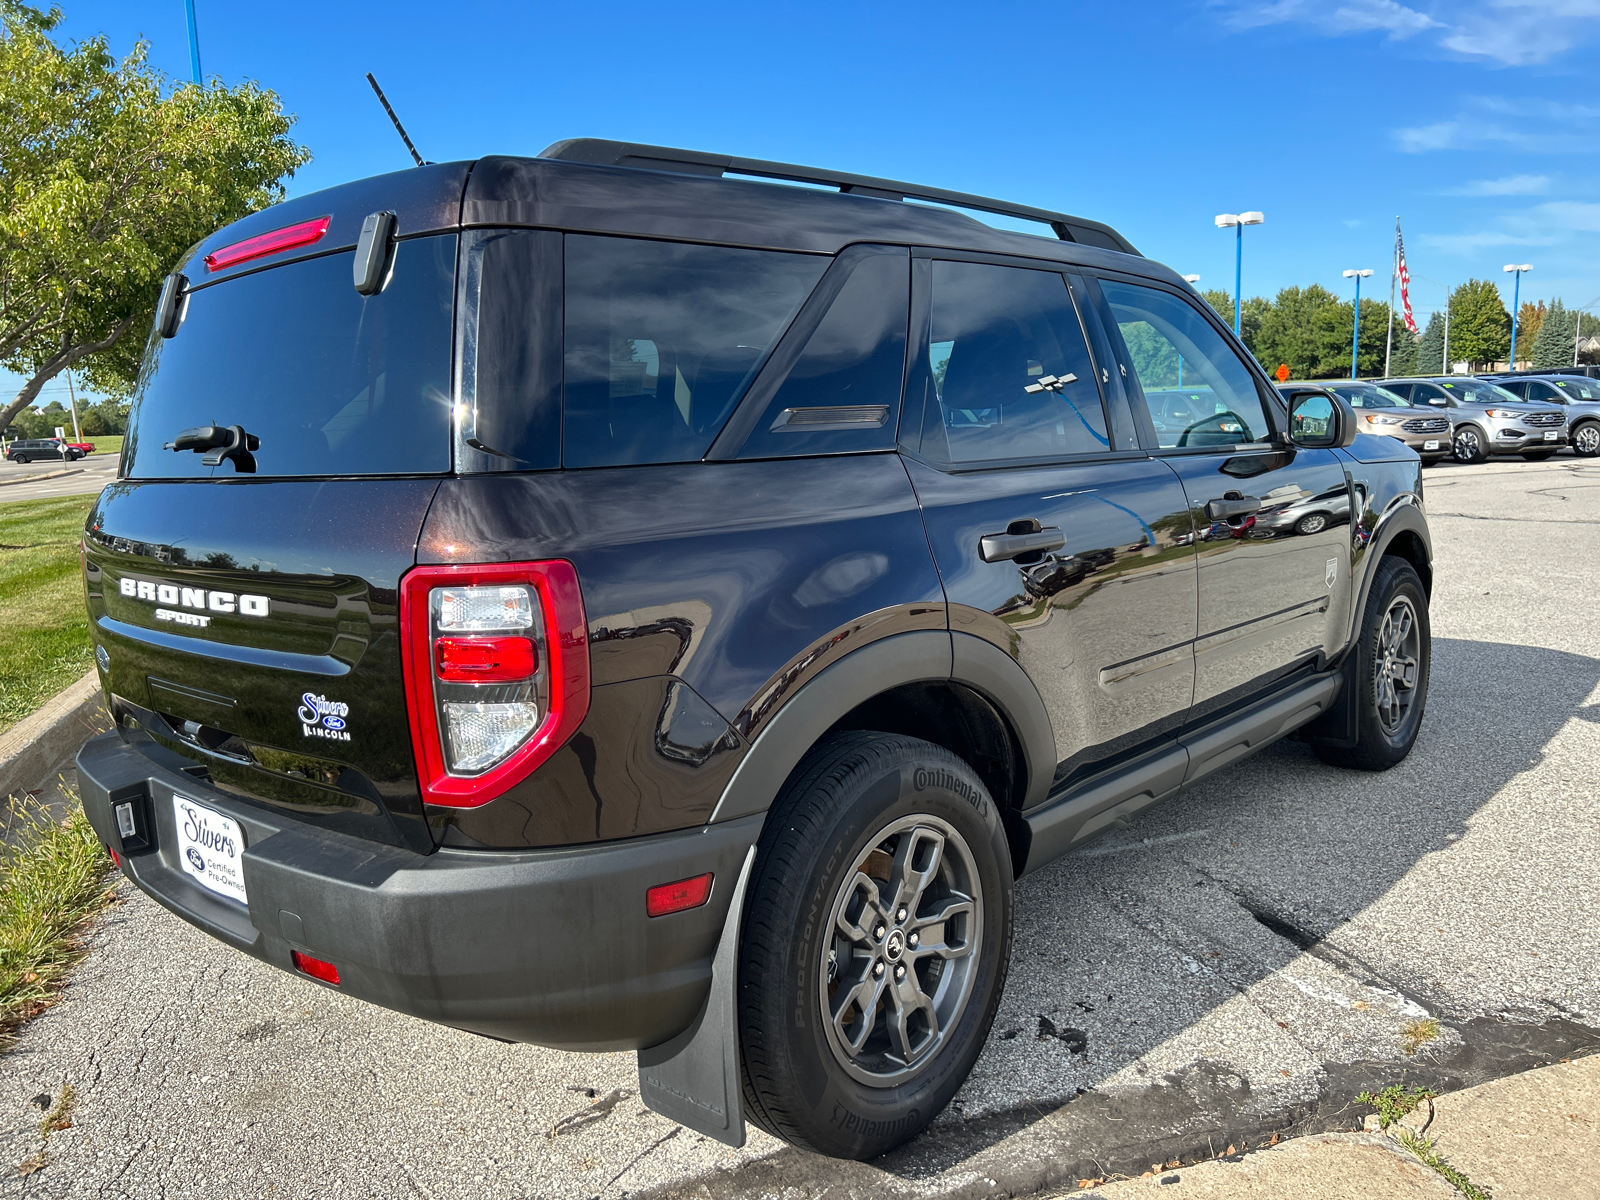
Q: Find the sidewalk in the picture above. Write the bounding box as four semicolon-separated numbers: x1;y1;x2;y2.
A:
1076;1053;1598;1199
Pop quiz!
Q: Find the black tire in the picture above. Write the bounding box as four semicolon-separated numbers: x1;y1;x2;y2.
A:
1570;421;1600;457
11;455;26;465
1314;556;1430;772
738;731;1012;1159
1452;425;1488;464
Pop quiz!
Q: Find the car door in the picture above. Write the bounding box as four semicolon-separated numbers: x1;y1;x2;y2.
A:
1089;275;1354;719
903;253;1199;787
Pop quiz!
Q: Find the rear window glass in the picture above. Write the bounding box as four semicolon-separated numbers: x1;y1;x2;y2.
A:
124;236;456;478
562;236;827;468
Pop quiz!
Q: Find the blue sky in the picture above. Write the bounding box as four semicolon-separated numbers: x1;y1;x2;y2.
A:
11;0;1600;409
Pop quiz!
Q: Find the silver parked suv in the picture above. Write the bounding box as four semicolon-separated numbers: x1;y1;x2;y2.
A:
1306;380;1451;464
1380;377;1567;464
1489;374;1600;457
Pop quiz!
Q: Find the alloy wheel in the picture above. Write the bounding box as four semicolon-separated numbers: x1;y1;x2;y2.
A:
1576;424;1600;456
1453;429;1481;462
1374;595;1421;736
821;814;983;1086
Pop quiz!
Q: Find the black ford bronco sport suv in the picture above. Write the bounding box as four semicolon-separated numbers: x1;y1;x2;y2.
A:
77;140;1432;1160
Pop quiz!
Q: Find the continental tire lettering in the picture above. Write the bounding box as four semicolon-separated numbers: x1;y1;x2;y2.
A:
828;1103;922;1137
912;766;984;813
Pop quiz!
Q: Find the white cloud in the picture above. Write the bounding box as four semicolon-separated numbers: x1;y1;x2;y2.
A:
1392;100;1600;153
1419;230;1553;253
1220;0;1600;64
1448;174;1552;195
1536;200;1600;231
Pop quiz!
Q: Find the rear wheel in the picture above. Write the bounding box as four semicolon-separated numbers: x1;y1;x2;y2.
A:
1294;512;1329;536
738;732;1012;1159
1452;425;1488;464
1572;422;1600;457
1314;556;1430;772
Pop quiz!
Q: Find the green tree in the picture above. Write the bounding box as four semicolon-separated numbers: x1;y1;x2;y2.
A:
1445;279;1509;369
1417;312;1444;375
1514;300;1546;365
1531;300;1576;369
77;398;126;435
1253;284;1348;379
0;5;311;434
1385;313;1418;377
1198;289;1267;354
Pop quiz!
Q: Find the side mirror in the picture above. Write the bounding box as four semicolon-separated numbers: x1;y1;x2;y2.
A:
1428;397;1448;407
1285;389;1356;449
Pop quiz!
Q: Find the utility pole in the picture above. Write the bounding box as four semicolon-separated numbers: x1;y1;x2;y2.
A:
1442;297;1451;375
65;370;82;443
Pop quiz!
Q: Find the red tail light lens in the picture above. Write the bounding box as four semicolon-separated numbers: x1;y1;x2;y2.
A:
399;561;589;809
647;873;714;917
291;950;341;985
203;215;331;273
434;635;537;682
107;845;122;868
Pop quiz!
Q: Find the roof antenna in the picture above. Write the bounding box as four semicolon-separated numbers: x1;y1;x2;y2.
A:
366;73;427;167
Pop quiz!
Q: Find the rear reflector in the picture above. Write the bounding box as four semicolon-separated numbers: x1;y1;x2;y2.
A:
107;845;121;868
204;215;332;273
434;635;537;682
647;873;714;917
291;950;341;985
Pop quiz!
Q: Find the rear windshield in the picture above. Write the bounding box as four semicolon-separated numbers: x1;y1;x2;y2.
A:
124;236;457;478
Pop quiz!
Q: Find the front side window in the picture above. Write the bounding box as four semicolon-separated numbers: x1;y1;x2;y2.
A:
562;236;827;468
913;260;1108;465
1101;280;1273;449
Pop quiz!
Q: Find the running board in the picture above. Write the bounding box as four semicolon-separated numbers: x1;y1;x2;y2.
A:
1020;673;1340;876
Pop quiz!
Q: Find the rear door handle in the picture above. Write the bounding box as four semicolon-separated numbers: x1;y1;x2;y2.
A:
1205;494;1261;521
979;525;1066;563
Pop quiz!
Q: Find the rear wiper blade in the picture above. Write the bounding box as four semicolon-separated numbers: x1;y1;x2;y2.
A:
164;424;259;472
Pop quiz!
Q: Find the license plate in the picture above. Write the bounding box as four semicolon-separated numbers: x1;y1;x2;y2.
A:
173;795;248;904
1544;430;1559;441
1423;440;1441;450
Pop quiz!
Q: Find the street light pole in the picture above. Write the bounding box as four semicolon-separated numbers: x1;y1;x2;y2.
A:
184;0;202;85
1214;212;1263;336
1344;269;1374;380
1504;264;1532;369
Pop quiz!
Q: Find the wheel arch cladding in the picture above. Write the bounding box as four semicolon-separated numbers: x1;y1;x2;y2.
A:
708;630;1054;872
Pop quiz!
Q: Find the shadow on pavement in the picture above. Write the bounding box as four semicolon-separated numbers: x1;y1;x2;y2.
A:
647;636;1600;1197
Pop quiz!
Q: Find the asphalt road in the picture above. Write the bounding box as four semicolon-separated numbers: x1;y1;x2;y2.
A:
0;454;119;503
2;458;1597;1199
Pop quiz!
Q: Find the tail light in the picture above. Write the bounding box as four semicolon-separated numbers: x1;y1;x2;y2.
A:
203;215;331;273
399;561;589;808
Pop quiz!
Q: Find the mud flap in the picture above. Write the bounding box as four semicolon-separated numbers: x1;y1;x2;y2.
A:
637;844;755;1147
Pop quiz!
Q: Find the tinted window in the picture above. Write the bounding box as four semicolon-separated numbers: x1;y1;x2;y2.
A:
1333;384;1408;409
1498;380;1529;398
125;237;457;478
736;250;909;459
1102;280;1272;449
914;260;1108;464
464;230;561;470
1383;382;1414;401
563;236;826;468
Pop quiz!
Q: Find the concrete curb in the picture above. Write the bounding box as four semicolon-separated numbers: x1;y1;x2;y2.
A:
0;467;85;488
0;669;105;803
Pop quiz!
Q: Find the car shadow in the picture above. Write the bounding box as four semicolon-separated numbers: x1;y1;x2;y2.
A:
658;636;1600;1196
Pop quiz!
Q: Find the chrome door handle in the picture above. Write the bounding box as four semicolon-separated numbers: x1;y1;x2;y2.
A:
979;526;1066;563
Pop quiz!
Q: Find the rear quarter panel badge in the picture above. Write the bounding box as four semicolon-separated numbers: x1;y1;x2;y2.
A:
298;693;352;742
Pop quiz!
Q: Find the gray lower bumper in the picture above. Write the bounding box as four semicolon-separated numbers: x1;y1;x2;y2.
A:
76;731;761;1052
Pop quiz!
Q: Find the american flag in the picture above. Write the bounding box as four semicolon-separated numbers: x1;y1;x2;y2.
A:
1397;223;1418;334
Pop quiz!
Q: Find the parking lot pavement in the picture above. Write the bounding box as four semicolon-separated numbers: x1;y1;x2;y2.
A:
0;454;118;503
1;459;1596;1200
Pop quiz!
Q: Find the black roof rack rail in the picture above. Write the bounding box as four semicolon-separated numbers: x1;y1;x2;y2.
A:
538;138;1140;257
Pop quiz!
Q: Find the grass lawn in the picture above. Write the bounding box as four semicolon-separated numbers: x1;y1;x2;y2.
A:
0;495;96;737
76;434;122;459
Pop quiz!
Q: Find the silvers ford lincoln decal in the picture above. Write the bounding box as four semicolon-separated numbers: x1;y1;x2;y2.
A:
298;693;351;742
117;575;269;629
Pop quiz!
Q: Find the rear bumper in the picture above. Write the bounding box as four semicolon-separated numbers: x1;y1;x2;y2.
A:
77;731;761;1052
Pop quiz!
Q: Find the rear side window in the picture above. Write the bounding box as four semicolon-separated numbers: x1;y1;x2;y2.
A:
125;236;457;478
562;236;826;468
1101;279;1273;449
734;248;909;459
913;260;1109;465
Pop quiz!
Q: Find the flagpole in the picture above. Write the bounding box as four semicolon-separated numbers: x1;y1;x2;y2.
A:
1385;216;1398;378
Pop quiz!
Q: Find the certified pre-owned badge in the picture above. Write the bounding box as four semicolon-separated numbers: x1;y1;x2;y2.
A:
298;693;351;742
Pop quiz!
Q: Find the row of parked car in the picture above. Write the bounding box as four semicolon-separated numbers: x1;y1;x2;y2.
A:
2;436;98;464
1289;368;1600;464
